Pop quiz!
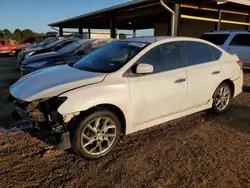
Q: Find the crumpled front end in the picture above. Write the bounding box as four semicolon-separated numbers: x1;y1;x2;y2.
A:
13;97;72;149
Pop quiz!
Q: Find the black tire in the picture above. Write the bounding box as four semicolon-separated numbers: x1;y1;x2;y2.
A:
71;109;121;160
212;82;232;114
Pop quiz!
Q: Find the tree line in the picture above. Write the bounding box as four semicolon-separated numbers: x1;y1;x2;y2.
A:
0;29;58;43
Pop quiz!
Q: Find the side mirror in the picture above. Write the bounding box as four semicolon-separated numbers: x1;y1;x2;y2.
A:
136;63;153;74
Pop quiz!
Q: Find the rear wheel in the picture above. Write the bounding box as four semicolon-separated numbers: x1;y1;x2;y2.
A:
212;83;232;113
71;110;121;160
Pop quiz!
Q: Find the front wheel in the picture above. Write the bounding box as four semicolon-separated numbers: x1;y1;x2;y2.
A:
212;83;232;114
71;110;121;160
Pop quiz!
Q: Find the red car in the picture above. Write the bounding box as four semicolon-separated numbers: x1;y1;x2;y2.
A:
0;39;29;55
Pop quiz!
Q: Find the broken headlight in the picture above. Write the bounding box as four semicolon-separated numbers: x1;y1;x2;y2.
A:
43;97;67;111
25;97;67;123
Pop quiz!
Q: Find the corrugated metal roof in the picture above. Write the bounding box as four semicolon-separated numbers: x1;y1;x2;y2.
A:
48;0;250;27
221;0;250;6
48;0;154;26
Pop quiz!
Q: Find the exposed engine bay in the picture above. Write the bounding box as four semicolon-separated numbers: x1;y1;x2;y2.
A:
13;97;71;149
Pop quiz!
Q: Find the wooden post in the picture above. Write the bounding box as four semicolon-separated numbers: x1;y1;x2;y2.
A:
78;25;83;35
133;29;136;37
59;26;63;37
245;13;250;31
174;3;180;36
88;28;91;39
110;14;116;38
215;6;222;31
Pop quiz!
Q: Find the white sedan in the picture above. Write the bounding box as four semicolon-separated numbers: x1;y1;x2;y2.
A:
10;37;243;159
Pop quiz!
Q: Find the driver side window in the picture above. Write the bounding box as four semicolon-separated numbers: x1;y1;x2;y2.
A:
138;42;184;73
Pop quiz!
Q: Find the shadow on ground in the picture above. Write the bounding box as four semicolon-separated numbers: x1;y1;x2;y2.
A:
207;103;250;134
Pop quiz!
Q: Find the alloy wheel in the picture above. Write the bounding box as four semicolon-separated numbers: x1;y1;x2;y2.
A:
80;116;117;156
214;86;230;111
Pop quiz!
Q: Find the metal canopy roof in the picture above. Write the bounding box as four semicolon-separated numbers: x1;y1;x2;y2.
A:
48;0;250;29
48;0;156;28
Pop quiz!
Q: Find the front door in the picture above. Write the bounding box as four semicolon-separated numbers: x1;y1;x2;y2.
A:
128;42;187;126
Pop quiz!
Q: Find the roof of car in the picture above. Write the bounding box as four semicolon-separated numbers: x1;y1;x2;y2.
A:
203;30;250;35
122;36;214;44
77;38;115;45
122;36;170;43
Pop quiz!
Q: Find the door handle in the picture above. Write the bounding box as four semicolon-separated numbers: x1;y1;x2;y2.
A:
212;71;220;75
175;78;186;83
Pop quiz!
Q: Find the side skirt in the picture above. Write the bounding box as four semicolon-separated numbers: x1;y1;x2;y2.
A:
125;100;213;135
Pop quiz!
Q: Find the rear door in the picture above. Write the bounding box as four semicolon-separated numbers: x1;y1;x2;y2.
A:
184;41;222;109
227;34;250;66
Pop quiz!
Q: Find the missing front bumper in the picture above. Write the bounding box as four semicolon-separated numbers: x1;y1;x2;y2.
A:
13;98;72;150
56;132;72;150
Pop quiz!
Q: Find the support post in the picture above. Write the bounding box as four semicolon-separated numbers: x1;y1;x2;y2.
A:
215;6;222;31
78;25;83;35
160;0;175;36
110;14;116;38
88;28;91;39
133;29;136;37
173;3;180;36
217;9;222;31
59;26;63;37
245;13;250;31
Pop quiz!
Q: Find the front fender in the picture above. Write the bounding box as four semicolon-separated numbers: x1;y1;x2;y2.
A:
57;80;130;121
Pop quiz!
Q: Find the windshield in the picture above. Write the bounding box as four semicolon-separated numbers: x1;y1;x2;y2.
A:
201;34;229;45
73;41;148;73
44;39;63;49
58;41;82;54
39;37;53;45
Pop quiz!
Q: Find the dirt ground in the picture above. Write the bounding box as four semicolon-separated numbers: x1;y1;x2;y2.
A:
0;63;250;188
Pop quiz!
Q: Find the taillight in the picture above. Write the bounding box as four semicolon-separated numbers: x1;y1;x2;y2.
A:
237;60;243;69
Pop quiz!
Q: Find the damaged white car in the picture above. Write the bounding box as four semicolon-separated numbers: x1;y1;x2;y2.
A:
10;37;243;159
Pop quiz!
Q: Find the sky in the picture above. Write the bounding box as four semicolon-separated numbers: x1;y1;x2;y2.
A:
0;0;152;35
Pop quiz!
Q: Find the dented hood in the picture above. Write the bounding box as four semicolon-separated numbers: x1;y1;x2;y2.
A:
10;65;107;101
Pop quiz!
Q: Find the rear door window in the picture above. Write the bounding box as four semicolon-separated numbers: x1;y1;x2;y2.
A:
211;47;222;60
230;34;250;46
185;42;214;66
201;34;229;45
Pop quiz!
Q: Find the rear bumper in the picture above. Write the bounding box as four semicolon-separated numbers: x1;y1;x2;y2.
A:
233;71;243;97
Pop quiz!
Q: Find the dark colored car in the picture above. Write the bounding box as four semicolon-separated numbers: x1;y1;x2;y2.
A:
26;38;78;57
17;37;58;63
20;39;114;76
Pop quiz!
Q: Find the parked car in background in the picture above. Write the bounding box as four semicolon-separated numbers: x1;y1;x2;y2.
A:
201;30;250;66
66;33;83;39
14;35;59;56
10;37;243;159
14;45;32;57
0;39;29;55
17;37;58;63
23;38;78;60
20;38;114;75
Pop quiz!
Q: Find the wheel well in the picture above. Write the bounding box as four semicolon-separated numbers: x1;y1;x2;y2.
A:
69;104;126;135
217;79;235;97
96;104;126;134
